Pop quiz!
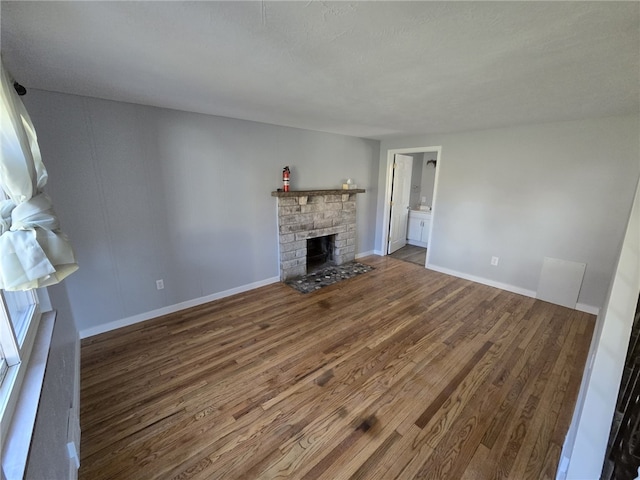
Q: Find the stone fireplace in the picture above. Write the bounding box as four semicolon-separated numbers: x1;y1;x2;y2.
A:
272;189;365;281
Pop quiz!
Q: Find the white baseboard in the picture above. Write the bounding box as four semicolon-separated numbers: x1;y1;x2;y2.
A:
555;455;570;480
373;249;384;256
575;303;600;315
355;250;375;259
407;239;428;248
427;264;599;315
79;276;280;338
427;264;537;298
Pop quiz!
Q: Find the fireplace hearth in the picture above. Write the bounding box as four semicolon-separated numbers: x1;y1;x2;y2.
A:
285;261;374;294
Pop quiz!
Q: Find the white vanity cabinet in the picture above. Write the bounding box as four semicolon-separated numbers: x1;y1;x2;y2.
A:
407;210;431;248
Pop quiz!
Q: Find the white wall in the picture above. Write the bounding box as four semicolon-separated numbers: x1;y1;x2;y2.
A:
409;153;424;208
24;90;380;335
563;178;640;480
420;153;437;207
375;115;639;311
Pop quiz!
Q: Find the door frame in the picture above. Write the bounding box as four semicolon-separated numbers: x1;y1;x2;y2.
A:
381;146;442;268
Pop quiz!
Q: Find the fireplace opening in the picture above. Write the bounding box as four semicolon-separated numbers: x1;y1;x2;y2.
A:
307;235;335;273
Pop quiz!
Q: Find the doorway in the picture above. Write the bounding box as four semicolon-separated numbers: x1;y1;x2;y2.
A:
382;146;441;268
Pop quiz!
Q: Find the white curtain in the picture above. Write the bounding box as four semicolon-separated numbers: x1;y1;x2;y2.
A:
0;60;78;291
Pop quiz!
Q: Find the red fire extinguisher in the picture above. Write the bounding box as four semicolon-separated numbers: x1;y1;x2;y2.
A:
283;166;290;192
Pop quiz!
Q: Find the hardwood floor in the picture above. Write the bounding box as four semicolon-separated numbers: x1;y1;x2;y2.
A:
80;256;595;480
389;245;427;266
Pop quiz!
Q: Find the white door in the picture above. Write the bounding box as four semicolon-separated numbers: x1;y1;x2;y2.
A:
388;154;413;254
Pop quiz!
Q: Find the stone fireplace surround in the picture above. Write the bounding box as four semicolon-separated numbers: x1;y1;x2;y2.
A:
272;189;365;281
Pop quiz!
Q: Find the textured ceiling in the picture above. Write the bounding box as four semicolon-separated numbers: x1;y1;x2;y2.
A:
1;1;638;139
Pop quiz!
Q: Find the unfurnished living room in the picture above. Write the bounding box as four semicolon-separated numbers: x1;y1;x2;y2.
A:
0;2;639;480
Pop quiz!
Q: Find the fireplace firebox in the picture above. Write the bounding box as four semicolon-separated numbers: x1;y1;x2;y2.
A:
306;235;335;272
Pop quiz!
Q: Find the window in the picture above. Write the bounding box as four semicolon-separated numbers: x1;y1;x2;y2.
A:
0;289;40;447
1;63;78;478
0;176;42;428
3;291;37;346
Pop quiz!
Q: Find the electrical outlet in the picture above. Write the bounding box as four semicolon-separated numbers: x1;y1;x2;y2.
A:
156;279;164;290
491;256;499;266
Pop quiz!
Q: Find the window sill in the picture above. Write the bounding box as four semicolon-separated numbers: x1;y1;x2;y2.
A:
1;310;56;480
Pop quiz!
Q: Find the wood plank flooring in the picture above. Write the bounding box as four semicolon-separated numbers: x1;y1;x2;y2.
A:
389;245;427;266
79;256;595;480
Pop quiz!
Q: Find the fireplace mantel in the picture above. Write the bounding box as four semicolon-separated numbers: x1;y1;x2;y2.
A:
272;189;365;197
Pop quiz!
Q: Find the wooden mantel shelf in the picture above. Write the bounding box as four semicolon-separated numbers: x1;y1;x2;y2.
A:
271;189;365;197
